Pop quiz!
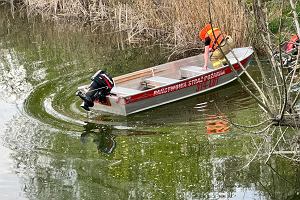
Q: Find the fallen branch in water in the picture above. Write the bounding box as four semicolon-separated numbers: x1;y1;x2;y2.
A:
208;0;300;163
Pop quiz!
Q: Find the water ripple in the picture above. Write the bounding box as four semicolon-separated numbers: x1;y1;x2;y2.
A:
43;93;86;126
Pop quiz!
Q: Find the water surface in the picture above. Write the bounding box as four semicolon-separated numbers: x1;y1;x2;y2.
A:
0;7;299;200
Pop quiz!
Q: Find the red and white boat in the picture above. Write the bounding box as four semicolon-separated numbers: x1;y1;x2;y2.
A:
79;47;254;116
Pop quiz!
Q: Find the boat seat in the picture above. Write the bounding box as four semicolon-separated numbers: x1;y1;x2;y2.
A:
110;86;141;96
180;66;212;78
143;76;179;87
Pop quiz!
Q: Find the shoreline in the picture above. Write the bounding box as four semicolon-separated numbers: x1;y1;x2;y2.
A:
1;0;251;55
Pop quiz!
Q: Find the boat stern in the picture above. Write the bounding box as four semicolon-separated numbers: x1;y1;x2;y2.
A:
92;95;128;116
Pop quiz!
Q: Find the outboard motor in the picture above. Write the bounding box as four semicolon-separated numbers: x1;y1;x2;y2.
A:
76;70;114;111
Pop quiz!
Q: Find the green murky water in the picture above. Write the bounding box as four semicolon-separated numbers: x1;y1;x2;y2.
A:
0;7;299;200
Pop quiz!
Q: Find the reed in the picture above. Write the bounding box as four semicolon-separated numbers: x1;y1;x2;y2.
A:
9;0;251;53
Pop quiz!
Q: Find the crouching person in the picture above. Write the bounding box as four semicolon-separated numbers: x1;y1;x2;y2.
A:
76;70;114;111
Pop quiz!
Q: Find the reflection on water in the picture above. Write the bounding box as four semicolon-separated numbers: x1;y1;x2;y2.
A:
81;124;116;154
0;102;27;200
0;5;300;200
205;114;229;135
0;48;33;104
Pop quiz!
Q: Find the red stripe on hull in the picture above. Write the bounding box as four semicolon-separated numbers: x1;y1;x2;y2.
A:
123;56;251;104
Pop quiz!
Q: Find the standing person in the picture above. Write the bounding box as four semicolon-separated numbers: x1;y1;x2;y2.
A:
199;23;234;69
277;34;300;68
284;34;299;55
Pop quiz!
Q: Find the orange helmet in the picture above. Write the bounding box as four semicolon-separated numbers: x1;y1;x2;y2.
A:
199;24;212;40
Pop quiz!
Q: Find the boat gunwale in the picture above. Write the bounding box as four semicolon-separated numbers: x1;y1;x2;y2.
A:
111;47;254;99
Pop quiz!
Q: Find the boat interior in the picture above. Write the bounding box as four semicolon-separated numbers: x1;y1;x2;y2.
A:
110;56;209;97
108;47;252;97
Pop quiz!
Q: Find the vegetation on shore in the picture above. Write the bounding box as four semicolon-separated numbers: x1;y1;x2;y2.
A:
2;0;300;53
4;0;250;54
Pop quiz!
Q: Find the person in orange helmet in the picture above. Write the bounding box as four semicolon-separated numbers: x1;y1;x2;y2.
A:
199;23;234;69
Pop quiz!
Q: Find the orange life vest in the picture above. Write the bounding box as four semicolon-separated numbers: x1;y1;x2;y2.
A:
206;28;225;51
199;24;225;51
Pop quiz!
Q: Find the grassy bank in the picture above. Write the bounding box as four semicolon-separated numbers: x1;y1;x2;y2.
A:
5;0;251;54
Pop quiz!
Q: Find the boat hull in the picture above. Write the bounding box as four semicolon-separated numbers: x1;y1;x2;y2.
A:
91;47;253;116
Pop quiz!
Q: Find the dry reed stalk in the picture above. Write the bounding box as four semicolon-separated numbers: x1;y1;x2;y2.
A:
11;0;251;53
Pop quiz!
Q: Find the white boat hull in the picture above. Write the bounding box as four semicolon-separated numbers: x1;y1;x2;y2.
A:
88;47;254;116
